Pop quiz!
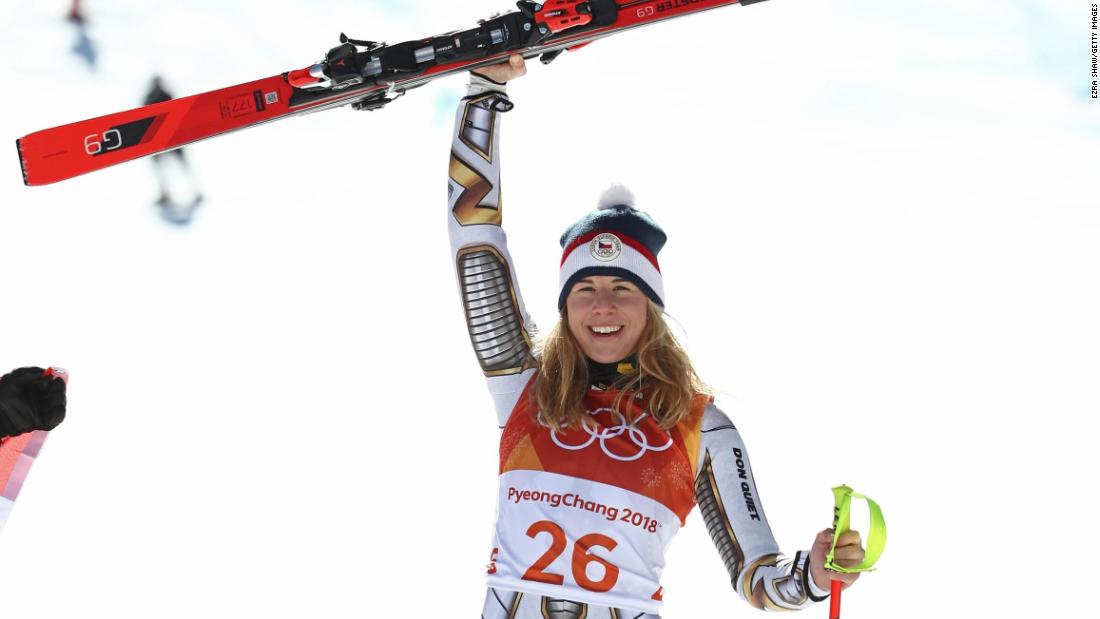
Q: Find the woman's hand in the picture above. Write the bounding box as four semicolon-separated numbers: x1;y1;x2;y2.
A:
0;367;67;437
809;528;865;592
472;54;527;83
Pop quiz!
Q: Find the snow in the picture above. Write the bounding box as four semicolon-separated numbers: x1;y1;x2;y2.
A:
1;1;1097;617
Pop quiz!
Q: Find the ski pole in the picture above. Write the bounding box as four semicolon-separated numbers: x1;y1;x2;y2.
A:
824;485;886;618
829;580;842;619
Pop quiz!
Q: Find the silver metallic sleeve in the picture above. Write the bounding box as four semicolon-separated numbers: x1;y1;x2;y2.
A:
457;245;533;375
448;81;537;427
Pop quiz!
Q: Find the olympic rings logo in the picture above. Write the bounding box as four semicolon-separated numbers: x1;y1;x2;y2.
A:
541;407;673;462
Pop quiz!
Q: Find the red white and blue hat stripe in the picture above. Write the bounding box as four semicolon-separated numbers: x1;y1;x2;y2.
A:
557;189;667;310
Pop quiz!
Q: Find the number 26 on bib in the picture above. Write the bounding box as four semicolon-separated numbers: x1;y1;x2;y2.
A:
521;520;619;593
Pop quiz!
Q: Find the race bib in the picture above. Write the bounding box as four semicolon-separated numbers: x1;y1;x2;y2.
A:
486;470;678;612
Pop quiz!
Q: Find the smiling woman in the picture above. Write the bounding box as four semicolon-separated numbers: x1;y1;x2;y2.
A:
566;276;650;365
447;55;865;619
539;295;704;434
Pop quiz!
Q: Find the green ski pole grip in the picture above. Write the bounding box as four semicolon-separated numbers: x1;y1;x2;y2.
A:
825;485;886;573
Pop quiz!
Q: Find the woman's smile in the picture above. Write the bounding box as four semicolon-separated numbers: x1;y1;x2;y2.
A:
567;277;648;363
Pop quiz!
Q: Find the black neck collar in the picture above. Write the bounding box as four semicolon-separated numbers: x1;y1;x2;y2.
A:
586;355;638;390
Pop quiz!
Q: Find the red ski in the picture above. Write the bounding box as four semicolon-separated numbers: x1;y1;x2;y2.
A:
17;0;767;186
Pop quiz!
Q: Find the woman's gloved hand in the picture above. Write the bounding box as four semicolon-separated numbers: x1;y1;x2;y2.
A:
0;367;67;438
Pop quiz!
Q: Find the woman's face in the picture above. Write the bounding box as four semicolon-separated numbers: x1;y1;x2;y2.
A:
565;276;649;364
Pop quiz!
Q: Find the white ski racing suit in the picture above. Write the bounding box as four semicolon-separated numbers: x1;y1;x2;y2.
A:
447;76;830;618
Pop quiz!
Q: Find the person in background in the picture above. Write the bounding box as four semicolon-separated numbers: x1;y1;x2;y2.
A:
67;0;85;25
145;75;204;225
0;367;66;439
67;0;96;69
0;367;67;533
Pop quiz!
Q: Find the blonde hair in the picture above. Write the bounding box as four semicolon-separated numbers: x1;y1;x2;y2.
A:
532;301;708;431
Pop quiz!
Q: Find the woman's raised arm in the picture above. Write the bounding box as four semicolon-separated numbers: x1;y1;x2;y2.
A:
447;56;538;428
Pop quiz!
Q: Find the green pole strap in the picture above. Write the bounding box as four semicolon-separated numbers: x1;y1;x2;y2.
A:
825;485;886;573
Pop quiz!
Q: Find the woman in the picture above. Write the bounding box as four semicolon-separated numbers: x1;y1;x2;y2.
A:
447;55;864;618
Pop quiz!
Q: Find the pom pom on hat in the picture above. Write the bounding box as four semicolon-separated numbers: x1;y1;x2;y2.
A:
597;183;636;210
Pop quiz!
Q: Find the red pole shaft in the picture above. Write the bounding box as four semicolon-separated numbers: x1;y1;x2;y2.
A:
829;580;843;619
